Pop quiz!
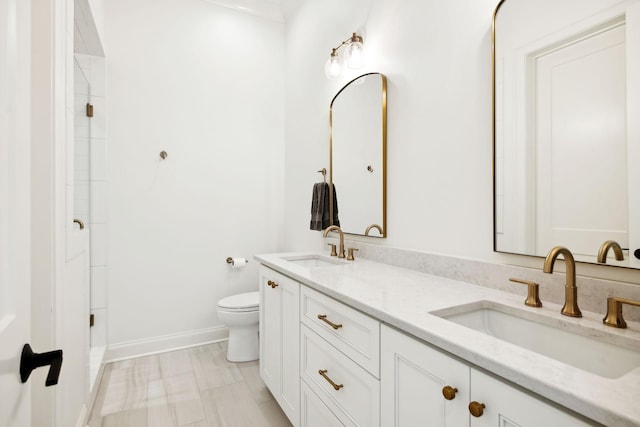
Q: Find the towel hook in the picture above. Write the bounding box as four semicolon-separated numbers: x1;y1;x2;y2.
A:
317;168;327;183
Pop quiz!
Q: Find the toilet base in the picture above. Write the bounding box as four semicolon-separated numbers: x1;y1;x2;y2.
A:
226;324;259;362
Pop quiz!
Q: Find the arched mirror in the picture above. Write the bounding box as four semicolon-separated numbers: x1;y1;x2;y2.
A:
330;72;387;237
493;0;640;268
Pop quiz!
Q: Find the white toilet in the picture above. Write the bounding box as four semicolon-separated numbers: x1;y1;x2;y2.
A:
217;291;260;362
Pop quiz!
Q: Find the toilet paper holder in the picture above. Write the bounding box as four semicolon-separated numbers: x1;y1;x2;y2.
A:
226;257;248;266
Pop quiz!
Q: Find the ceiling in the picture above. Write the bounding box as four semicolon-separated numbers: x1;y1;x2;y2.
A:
201;0;303;22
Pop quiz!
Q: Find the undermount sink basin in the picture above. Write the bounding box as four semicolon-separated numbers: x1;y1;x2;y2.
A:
432;301;640;379
281;255;346;268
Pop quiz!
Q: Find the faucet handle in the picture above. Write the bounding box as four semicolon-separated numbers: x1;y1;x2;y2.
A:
327;243;337;257
346;248;359;261
603;297;640;328
509;278;543;308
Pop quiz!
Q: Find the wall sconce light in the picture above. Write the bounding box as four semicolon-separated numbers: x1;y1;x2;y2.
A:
325;32;364;79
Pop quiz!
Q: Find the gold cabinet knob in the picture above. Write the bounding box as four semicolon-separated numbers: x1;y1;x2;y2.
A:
267;280;278;288
442;385;458;400
469;401;485;417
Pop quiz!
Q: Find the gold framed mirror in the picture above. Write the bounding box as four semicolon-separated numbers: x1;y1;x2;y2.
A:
493;0;640;268
330;72;387;237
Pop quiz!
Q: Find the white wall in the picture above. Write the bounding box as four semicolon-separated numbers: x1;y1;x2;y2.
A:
284;0;496;257
103;0;639;348
104;0;285;346
87;0;104;45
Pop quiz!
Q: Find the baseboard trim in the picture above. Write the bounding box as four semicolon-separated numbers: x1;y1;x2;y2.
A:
104;326;229;362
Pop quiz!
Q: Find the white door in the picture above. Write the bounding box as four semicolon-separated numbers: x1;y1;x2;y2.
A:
0;0;33;425
535;23;627;257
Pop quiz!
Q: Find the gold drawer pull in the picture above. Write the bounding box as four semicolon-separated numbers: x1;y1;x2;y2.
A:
442;385;458;400
267;280;278;288
317;314;342;330
469;401;485;417
318;369;343;391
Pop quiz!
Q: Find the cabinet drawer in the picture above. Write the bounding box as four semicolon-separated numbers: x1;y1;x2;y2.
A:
301;286;380;377
301;324;380;427
301;380;354;427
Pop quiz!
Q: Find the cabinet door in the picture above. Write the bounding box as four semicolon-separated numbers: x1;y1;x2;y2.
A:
260;267;282;394
281;275;300;423
469;369;593;427
259;266;300;426
381;325;470;427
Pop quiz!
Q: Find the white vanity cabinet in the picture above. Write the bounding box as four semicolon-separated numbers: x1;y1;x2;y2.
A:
381;325;593;427
259;266;300;426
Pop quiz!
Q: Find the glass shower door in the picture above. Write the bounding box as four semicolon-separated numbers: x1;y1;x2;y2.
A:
74;58;91;228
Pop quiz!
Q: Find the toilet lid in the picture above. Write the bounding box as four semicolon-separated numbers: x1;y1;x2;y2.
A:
218;291;259;310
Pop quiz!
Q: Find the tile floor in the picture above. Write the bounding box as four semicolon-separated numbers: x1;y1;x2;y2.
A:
88;342;292;427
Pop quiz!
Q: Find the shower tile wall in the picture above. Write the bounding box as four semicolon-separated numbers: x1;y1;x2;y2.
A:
75;53;108;350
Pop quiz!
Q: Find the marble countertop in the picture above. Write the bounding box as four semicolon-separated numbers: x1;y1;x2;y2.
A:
255;251;640;427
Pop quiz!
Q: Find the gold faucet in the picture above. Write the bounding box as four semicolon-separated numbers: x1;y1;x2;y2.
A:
597;240;624;264
323;225;345;258
543;246;582;317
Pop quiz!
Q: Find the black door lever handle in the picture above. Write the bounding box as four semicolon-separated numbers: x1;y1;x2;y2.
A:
20;343;63;386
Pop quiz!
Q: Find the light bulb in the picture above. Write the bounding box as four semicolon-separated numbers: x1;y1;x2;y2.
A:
325;54;342;79
346;40;364;69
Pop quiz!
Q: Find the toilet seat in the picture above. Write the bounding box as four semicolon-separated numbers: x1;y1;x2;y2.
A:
217;291;259;312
